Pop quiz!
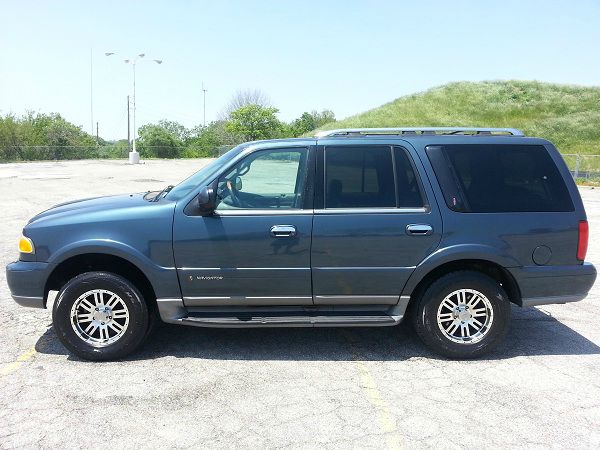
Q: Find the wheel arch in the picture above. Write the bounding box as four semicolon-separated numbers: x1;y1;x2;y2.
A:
45;253;158;313
404;258;522;309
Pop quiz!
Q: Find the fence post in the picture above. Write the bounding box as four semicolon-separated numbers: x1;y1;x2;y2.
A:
574;154;580;179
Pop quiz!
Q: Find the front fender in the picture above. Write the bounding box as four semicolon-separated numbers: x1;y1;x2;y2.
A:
401;244;520;296
46;239;178;299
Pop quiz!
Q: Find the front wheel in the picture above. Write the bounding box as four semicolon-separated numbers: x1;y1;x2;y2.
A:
412;271;511;359
52;271;149;361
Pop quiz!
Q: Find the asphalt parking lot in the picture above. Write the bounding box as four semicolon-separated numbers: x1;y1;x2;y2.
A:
1;159;599;449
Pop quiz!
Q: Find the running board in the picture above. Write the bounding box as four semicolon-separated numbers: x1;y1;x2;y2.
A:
181;314;397;327
156;298;410;328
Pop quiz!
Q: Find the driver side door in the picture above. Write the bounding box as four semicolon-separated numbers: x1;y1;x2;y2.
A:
173;145;315;306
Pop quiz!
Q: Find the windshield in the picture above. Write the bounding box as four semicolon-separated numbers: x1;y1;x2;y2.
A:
165;146;244;201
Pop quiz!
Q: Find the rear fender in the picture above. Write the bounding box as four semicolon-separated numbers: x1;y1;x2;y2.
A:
401;244;520;296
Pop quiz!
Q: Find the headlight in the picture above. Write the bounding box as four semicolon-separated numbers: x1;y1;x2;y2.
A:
19;236;35;254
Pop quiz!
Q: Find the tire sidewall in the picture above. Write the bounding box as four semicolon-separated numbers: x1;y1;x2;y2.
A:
415;272;511;359
52;271;149;361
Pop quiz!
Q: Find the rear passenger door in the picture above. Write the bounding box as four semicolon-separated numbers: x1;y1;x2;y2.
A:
311;141;442;305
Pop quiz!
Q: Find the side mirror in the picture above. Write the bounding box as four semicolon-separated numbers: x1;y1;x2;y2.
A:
196;185;216;215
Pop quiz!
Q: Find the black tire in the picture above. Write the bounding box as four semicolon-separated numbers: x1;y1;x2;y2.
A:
411;271;511;359
52;271;149;361
144;300;160;339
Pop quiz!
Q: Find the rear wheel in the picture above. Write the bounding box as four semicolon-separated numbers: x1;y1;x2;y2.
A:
412;271;511;359
52;271;149;361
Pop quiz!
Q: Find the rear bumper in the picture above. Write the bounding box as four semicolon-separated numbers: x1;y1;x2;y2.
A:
5;261;49;309
508;262;596;307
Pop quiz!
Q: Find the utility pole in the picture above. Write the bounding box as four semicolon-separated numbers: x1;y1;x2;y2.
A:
127;95;131;152
96;122;99;144
202;82;207;128
90;47;94;136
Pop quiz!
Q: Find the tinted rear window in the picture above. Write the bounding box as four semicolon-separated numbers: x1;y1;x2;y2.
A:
435;144;573;212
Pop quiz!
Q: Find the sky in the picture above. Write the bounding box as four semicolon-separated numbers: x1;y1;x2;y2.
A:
1;0;600;140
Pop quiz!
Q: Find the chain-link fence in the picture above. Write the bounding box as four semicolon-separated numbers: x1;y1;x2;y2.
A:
562;154;600;182
0;146;129;161
0;145;236;162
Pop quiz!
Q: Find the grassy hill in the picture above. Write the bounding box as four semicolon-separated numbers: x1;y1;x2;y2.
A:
317;80;600;156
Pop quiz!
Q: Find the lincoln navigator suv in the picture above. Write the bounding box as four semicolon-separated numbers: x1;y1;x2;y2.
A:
6;127;596;360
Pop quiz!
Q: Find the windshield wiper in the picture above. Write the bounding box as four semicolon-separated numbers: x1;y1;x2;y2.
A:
153;185;174;202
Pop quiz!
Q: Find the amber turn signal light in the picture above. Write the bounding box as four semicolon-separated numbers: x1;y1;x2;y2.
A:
19;236;35;254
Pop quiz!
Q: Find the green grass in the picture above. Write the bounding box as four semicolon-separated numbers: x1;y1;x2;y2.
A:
316;80;600;156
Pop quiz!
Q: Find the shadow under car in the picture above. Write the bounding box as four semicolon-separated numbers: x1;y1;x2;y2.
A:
34;305;600;362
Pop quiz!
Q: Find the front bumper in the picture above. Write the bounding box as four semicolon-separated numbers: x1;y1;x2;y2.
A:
6;261;50;309
508;262;597;307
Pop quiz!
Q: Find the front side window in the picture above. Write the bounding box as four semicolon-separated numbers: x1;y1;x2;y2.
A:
166;145;241;201
216;148;308;210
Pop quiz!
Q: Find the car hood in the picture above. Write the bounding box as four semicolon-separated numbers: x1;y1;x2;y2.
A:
28;193;153;224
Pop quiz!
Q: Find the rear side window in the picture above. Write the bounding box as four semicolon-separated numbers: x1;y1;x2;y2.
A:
325;146;396;208
324;146;424;208
428;144;573;212
394;147;425;208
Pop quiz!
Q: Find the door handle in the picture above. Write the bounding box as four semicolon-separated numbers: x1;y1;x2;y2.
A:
406;224;433;236
270;225;297;238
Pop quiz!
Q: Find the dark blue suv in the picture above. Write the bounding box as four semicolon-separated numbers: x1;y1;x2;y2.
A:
6;127;596;360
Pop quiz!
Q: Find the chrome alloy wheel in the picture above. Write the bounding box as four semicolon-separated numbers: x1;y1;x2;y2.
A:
70;289;130;346
436;288;494;344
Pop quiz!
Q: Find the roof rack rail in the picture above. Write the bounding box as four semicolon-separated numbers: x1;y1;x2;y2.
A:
315;127;525;138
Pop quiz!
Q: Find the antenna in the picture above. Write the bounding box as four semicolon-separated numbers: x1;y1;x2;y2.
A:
202;82;207;128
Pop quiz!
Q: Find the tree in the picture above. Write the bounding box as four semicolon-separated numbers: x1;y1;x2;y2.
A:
314;109;335;126
0;112;96;160
221;89;271;119
290;112;317;137
183;120;238;157
0;103;335;161
225;105;282;141
0;114;23;161
137;124;182;158
157;119;190;142
290;109;336;136
189;120;237;145
45;116;94;147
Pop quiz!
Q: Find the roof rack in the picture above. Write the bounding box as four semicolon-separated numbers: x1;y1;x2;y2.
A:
315;127;525;138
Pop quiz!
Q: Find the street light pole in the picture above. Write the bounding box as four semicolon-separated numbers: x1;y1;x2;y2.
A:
131;60;138;163
105;52;163;164
127;95;131;152
202;82;207;128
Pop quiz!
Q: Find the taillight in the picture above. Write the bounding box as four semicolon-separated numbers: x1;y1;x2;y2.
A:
577;220;589;261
